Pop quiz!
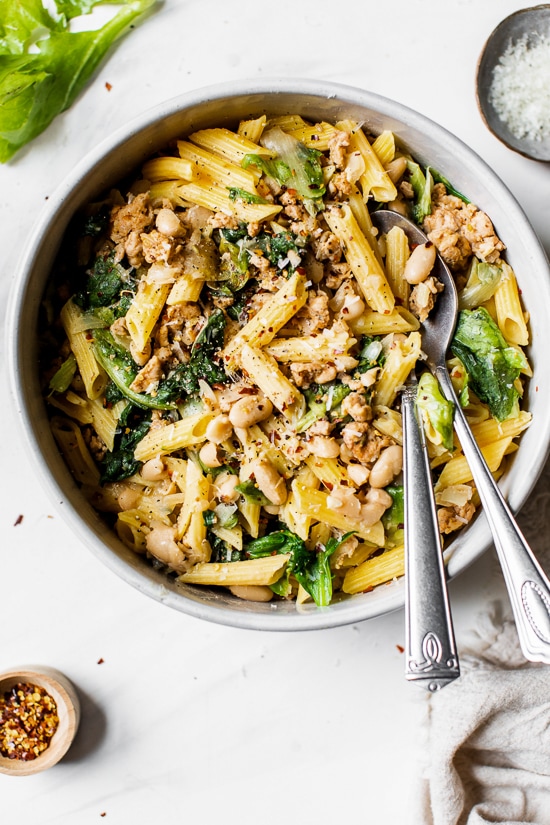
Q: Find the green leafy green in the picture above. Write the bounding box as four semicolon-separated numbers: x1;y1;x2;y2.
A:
75;253;135;317
154;309;229;405
253;230;304;271
83;203;111;236
430;168;470;203
245;528;354;607
100;415;150;483
217;234;251;291
382;485;404;548
92;328;176;411
406;160;434;224
228;187;268;204
450;307;528;421
48;352;77;393
235;479;270;506
416;371;455;452
458;259;502;311
0;0;158;162
295;381;351;434
355;335;385;375
242;127;325;212
208;530;244;563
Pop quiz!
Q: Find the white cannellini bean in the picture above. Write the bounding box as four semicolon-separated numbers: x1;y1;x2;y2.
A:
140;456;167;481
308;436;341;459
360;488;393;525
229;585;274;603
369;445;403;488
250;458;287;506
145;524;186;571
340;293;366;321
156;207;183;237
199;441;223;468
215;472;240;503
327;491;361;519
403;242;437;284
115;484;142;512
205;414;233;444
229;395;273;429
346;463;370;487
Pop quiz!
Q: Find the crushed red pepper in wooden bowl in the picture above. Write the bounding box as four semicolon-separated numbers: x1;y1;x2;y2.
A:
0;682;60;761
0;666;80;776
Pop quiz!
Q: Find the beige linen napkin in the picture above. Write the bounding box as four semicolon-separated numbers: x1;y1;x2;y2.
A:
418;459;550;825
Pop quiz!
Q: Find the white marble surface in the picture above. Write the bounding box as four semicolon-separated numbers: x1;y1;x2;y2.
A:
1;1;549;822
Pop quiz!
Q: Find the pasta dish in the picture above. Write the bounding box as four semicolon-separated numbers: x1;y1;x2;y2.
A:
41;112;531;608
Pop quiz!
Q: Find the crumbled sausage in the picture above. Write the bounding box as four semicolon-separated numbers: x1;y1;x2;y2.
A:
291;291;331;335
409;275;444;323
328;129;350;168
289;361;337;388
341;422;394;464
437;500;476;534
311;229;342;262
129;354;164;394
110;192;154;244
423;183;505;271
341;392;372;423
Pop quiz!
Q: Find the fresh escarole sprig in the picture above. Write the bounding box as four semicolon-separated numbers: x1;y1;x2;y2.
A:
245;529;354;607
0;0;158;162
242;127;326;214
450;307;528;422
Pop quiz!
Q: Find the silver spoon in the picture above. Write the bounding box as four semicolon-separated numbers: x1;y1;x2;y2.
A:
373;208;550;666
371;210;460;691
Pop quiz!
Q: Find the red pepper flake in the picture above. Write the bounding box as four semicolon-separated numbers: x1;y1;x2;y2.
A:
97;658;104;665
105;82;112;91
14;514;23;526
0;683;59;761
396;644;404;654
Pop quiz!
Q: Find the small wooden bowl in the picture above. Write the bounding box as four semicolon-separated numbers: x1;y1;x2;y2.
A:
0;666;80;776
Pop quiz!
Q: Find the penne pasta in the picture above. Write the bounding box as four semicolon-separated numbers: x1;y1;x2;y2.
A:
42;108;533;610
336;119;398;202
134;413;215;462
178;554;291;586
60;299;107;400
324;203;395;314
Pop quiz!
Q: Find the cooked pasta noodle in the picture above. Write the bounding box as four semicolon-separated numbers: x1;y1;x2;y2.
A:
41;110;532;609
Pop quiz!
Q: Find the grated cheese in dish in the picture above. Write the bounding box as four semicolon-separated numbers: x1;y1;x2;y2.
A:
489;33;550;143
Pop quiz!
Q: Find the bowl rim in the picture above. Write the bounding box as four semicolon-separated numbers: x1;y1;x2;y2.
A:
6;77;550;631
0;665;80;775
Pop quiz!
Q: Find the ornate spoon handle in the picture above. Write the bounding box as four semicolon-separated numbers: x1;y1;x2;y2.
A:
402;378;460;691
436;365;550;664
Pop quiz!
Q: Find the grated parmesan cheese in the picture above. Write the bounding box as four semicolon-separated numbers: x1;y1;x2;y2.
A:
489;33;550;142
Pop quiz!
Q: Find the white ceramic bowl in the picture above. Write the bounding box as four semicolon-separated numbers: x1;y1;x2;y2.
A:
8;79;550;630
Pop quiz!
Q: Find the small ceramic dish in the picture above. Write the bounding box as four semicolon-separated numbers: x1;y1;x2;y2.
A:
476;4;550;161
0;666;80;776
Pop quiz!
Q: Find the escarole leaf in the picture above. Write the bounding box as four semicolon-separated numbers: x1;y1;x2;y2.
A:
0;0;158;163
92;328;176;411
450;307;527;422
416;372;455;452
406;160;433;224
243;126;325;211
245;528;353;607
